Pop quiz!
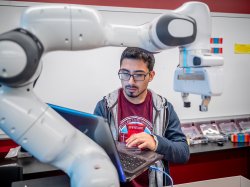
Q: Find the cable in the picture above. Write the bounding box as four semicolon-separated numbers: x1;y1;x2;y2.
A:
149;165;174;187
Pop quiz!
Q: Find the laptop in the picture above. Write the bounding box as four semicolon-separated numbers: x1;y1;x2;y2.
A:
48;103;163;182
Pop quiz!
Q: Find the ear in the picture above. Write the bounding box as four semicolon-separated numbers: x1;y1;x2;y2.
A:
149;71;155;82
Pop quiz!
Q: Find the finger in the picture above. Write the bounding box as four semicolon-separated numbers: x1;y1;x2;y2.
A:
138;142;148;149
126;133;141;143
126;138;144;148
125;135;135;144
126;138;141;147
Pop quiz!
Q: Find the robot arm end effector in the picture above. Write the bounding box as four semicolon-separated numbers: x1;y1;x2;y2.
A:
175;53;224;112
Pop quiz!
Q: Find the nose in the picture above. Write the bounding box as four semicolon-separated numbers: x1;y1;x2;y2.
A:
128;75;136;84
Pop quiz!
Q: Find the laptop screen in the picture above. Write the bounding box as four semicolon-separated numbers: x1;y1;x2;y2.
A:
48;103;127;182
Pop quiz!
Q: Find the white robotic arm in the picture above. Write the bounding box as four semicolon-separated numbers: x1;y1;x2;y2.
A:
19;2;223;110
0;2;223;187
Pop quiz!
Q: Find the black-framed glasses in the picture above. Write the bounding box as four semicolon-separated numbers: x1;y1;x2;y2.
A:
118;72;150;81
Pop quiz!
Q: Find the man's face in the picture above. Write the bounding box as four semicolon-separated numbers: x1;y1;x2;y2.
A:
119;58;155;98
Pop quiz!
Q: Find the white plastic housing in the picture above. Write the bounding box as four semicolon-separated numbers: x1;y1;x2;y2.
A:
148;14;195;51
174;2;211;50
180;52;224;67
0;41;27;78
174;66;224;96
21;5;107;52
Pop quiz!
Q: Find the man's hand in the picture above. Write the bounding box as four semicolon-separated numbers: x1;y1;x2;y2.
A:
125;132;156;151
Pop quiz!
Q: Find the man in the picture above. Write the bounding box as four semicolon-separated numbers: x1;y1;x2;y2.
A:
94;47;189;187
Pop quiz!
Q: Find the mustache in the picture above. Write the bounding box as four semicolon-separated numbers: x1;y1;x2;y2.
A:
125;85;138;89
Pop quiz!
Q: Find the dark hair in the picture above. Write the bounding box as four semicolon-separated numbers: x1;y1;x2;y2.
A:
120;47;155;71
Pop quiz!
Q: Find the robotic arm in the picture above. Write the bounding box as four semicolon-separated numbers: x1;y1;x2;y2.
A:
0;2;223;187
19;1;223;110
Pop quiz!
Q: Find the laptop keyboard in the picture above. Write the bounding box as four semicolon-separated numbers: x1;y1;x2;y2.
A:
119;152;147;173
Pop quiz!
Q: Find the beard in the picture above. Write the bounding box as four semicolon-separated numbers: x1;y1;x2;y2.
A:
124;85;146;98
